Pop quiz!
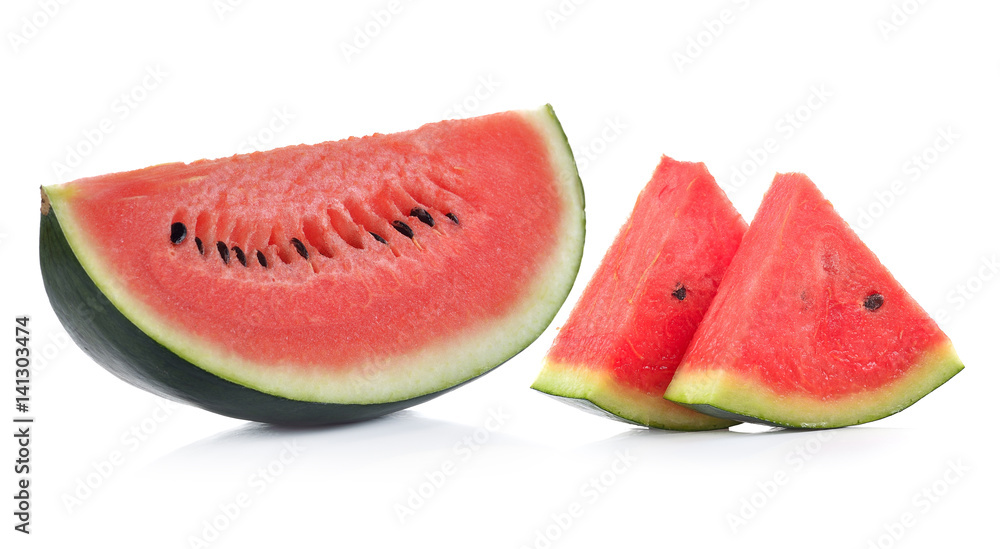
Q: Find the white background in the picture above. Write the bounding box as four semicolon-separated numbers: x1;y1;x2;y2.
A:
3;1;998;548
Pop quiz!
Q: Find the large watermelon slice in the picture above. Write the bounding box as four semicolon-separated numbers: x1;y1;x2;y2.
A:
532;156;746;430
665;172;964;428
40;105;585;425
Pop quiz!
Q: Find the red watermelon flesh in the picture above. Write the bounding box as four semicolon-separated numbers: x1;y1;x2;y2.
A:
532;156;747;430
666;172;964;428
40;106;585;422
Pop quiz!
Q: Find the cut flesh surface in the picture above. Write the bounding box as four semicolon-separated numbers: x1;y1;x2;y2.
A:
665;173;964;428
533;156;746;430
40;106;585;424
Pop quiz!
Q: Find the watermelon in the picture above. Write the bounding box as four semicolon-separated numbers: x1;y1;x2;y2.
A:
40;105;585;425
532;156;747;430
665;172;964;428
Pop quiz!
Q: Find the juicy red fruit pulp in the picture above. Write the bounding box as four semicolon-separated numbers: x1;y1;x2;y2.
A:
63;112;564;371
547;157;747;394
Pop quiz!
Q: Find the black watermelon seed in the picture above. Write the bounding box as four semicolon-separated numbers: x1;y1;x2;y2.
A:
170;222;186;244
217;241;230;264
291;238;309;260
672;285;687;301
446;212;460;225
370;232;387;244
392;220;414;239
256;250;267;268
233;246;247;267
410;208;434;227
195;237;204;255
864;292;884;311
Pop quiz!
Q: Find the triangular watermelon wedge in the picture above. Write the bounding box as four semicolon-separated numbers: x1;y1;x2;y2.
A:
532;156;747;430
40;106;586;425
666;172;964;428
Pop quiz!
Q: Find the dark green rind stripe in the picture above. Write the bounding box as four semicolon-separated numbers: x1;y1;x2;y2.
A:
534;388;735;431
679;404;798;429
40;209;489;425
40;107;586;426
536;391;649;429
677;360;964;430
681;404;850;431
544;103;586;211
540;103;587;339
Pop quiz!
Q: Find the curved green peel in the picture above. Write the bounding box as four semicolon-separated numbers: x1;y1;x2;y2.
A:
42;208;474;424
665;343;964;429
40;106;586;425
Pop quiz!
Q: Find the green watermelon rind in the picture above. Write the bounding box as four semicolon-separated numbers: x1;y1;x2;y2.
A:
39;105;585;425
665;342;964;429
40;209;454;424
533;360;738;431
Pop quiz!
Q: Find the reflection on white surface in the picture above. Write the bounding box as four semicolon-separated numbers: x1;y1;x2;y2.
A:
85;417;970;549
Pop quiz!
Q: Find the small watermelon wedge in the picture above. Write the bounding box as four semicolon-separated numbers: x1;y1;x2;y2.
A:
532;156;747;430
40;106;585;425
665;172;964;428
